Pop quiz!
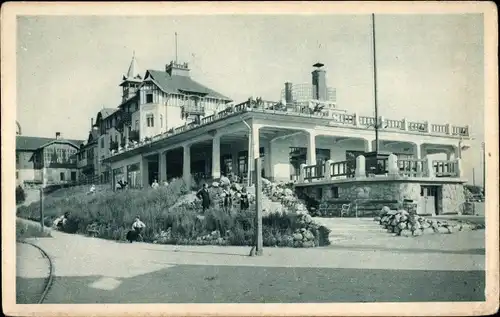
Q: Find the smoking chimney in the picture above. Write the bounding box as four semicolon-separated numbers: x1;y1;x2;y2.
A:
312;63;327;101
55;132;61;140
284;82;293;104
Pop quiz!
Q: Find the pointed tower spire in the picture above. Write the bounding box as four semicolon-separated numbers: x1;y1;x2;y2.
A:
125;51;140;80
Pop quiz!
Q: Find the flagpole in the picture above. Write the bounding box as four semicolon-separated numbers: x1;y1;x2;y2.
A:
371;13;380;153
175;32;178;63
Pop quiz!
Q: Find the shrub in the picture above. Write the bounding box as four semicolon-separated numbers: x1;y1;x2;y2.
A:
16;220;51;240
16;185;26;204
16;178;330;248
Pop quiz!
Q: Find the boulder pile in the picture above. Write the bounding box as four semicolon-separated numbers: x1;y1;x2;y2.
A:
261;178;309;215
292;228;317;247
375;206;483;237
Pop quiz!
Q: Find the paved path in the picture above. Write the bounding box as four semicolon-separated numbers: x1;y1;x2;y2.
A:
16;217;485;303
16;242;51;304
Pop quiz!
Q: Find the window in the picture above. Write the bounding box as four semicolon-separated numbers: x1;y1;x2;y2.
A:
147;114;154;127
60;172;65;181
16;153;19;164
16;171;18;179
146;93;153;103
101;138;104;148
160;114;163;128
71;171;77;181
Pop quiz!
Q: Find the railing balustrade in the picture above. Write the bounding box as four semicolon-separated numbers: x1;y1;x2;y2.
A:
431;123;448;134
385;119;403;130
107;98;470;158
398;158;426;177
303;164;324;182
330;160;354;178
297;156;462;183
433;160;459;177
408;121;428;132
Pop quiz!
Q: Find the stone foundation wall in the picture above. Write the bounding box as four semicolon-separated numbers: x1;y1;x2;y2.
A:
296;180;466;216
442;183;466;214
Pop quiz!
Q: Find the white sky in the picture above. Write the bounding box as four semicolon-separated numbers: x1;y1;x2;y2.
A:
16;14;485;184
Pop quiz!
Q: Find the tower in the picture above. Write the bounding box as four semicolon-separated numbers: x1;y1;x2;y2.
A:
120;52;142;103
312;63;327;101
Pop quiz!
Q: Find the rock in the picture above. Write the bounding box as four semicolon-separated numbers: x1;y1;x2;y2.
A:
413;229;423;236
381;206;391;215
395;214;402;222
387;210;398;216
421;222;431;229
302;240;315;248
397;222;407;230
413;222;422;230
391;219;398;226
284;188;294;196
394;227;401;235
422;227;434;235
293;233;303;241
447;227;454;234
303;230;315;241
398;210;409;216
212;181;220;188
400;215;408;222
374;216;381;221
436;227;449;234
400;229;412;237
293;240;303;248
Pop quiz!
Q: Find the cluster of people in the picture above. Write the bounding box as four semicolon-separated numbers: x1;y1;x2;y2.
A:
151;179;169;189
196;182;250;213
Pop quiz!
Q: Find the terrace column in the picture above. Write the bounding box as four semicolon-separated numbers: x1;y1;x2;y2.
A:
182;144;191;189
211;134;221;180
158;151;167;183
306;130;316;165
414;143;422;159
364;139;373;152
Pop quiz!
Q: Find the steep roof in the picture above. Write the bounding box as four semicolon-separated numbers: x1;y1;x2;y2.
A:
96;108;119;121
16;136;84;151
120;53;142;85
145;70;232;101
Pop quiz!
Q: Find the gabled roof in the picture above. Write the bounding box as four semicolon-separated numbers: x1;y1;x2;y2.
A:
96;108;119;121
16;136;84;151
145;69;232;101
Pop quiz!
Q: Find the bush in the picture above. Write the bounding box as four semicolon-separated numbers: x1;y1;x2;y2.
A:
16;220;51;240
16;185;26;204
16;178;331;248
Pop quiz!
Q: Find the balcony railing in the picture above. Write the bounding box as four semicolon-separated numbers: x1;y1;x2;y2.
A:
398;158;427;177
107;98;471;158
298;155;462;184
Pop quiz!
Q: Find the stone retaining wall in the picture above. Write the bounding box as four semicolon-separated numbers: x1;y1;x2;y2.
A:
296;180;466;216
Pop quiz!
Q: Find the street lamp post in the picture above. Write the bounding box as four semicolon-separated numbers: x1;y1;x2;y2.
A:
481;142;486;196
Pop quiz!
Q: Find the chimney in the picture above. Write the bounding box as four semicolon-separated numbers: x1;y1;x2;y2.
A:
284;82;293;103
312;63;327;101
55;132;61;140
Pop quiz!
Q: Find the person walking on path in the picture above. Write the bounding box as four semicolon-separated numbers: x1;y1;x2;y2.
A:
221;185;232;213
240;186;250;211
196;183;211;212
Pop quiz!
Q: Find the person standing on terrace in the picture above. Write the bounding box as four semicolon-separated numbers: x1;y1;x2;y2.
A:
196;183;211;212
